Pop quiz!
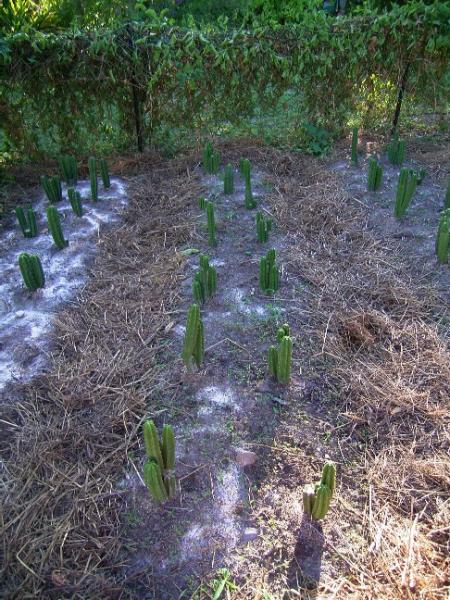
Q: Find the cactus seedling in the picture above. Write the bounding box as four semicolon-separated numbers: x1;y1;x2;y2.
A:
88;157;98;201
240;158;251;183
99;159;111;188
144;460;168;503
224;164;234;195
15;206;38;238
192;254;217;304
268;326;292;384
303;461;337;521
245;177;257;209
42;175;62;203
351;127;358;165
445;180;450;210
436;209;449;264
182;304;204;370
211;152;220;174
68;188;83;217
143;420;176;503
367;157;383;191
206;201;217;247
387;132;405;165
58;155;77;186
198;197;206;210
256;211;272;242
259;249;279;294
203;142;213;172
18;252;45;291
394;168;417;219
46;206;68;249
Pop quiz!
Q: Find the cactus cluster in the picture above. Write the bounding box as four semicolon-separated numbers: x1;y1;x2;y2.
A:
68;188;83;217
99;158;111;188
42;175;62;204
143;420;176;503
256;211;272;243
205;201;217;247
436;209;449;264
303;461;336;520
18;252;45;291
259;249;279;294
46;206;68;249
224;164;235;195
16;206;38;238
387;132;405;165
268;323;292;384
203;142;220;174
193;254;217;304
182;304;204;370
394;168;417;219
88;157;98;201
351;127;358;166
58;155;77;186
367;157;383;191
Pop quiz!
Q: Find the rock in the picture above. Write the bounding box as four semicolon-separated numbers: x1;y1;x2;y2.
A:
15;310;25;319
242;527;259;543
235;448;257;467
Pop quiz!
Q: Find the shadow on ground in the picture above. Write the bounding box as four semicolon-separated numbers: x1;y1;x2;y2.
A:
287;514;324;597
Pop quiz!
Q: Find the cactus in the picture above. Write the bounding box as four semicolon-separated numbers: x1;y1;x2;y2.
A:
143;420;176;503
192;254;217;304
394;168;417;219
387;132;405;165
88;157;98;201
46;205;68;249
144;460;168;503
367;157;383;191
58;155;77;186
245;177;257;209
15;205;37;238
268;324;292;384
99;159;111;188
198;196;206;210
351;127;358;166
277;323;290;342
256;211;272;243
240;158;251;183
203;142;213;172
211;152;221;174
182;304;204;370
444;180;450;209
303;461;337;521
224;164;234;195
18;252;45;291
42;175;62;203
206;201;217;247
143;420;164;471
259;249;279;294
413;168;426;185
435;209;449;264
68;188;83;217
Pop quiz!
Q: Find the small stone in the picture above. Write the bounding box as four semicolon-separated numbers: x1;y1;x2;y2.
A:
242;527;259;543
15;310;25;319
235;449;257;467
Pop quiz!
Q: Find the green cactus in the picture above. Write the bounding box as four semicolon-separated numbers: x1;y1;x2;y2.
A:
351;127;358;166
58;155;77;186
206;201;217;247
259;249;279;294
256;211;272;243
303;461;337;521
320;461;337;496
15;205;37;238
311;484;332;520
277;323;290;342
224;164;234;195
394;168;417;219
203;142;213;172
367;157;383;191
68;188;83;217
268;325;292;384
211;152;221;174
46;205;68;249
245;177;257;209
182;304;204;370
198;197;206;210
88;157;98;201
444;180;450;209
18;252;45;291
99;159;111;188
240;158;251;183
303;484;316;515
42;175;62;203
387;132;405;165
192;254;217;304
435;209;449;264
144;460;168;503
143;420;164;471
142;421;176;502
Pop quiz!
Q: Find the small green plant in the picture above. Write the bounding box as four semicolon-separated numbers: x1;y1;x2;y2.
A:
245;177;257;209
15;205;37;238
46;205;68;249
58;155;77;186
18;252;45;291
351;127;358;166
304;122;331;156
193;254;217;304
198;196;206;210
88;157;98;201
143;420;176;503
387;132;405;165
240;157;251;182
268;323;292;384
211;152;220;174
67;188;83;216
99;158;111;188
259;249;279;294
202;142;221;174
303;461;336;521
256;211;272;243
444;180;450;209
182;303;204;370
367;157;383;191
206;201;217;247
394;168;417;218
412;167;426;185
42;175;62;203
224;164;234;195
435;209;449;264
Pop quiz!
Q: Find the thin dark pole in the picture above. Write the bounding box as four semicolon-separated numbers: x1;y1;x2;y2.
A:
391;62;410;134
131;82;143;153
